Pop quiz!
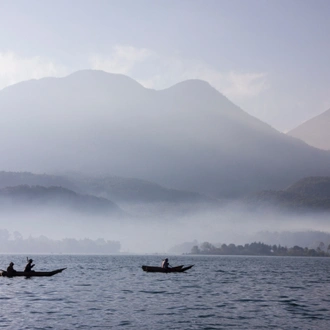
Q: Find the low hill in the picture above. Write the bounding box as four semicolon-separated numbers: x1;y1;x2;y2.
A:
0;171;79;191
287;108;330;150
286;177;330;198
0;171;217;204
0;185;124;215
69;175;218;204
0;171;220;218
244;177;330;213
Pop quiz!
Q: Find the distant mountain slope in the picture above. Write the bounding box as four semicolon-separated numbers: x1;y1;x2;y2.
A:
0;171;79;191
0;171;216;204
2;70;330;198
0;185;123;215
70;175;218;204
287;108;330;150
286;176;330;198
244;177;330;212
0;172;222;218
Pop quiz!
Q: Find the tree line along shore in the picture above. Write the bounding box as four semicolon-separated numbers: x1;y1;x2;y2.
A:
190;241;330;257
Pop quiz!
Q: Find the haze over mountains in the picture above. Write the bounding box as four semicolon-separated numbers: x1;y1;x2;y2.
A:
2;70;330;253
0;171;217;218
1;70;330;199
0;184;123;216
287;108;330;150
244;176;330;213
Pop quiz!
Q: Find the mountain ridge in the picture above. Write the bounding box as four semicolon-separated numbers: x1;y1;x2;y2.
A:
287;108;330;150
244;176;330;213
0;171;216;204
0;184;124;215
1;70;330;198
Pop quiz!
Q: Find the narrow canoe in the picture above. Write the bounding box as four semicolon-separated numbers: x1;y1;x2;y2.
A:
142;265;194;273
0;268;67;277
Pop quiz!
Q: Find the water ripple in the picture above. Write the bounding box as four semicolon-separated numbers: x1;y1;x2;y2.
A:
0;255;330;329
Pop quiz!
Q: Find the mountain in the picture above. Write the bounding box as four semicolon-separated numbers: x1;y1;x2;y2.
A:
244;176;330;212
0;185;123;215
286;176;330;198
0;171;219;218
287;108;330;150
68;174;218;204
0;171;79;191
0;171;216;204
2;70;330;198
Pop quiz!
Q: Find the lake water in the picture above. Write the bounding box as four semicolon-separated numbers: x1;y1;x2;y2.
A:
1;255;330;329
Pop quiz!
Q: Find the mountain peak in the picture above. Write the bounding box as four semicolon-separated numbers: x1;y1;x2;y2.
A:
172;78;212;88
0;69;146;96
66;69;143;85
1;70;330;198
287;108;330;150
164;78;219;96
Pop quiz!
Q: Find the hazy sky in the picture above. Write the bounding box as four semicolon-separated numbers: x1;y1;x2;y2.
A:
1;0;330;131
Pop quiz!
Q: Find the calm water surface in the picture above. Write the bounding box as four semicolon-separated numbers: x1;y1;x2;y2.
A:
1;255;330;329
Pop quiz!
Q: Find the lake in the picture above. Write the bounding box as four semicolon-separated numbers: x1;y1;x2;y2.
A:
1;255;330;329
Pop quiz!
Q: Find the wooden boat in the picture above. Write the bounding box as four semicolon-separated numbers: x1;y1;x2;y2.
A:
142;265;194;273
0;268;66;277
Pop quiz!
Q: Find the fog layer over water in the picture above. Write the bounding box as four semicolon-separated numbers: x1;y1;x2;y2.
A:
1;202;330;253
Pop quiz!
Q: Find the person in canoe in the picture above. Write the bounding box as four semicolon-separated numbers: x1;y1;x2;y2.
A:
161;258;170;269
7;262;17;275
24;258;35;272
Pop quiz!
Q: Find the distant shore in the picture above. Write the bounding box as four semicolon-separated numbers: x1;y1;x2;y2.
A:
189;241;330;257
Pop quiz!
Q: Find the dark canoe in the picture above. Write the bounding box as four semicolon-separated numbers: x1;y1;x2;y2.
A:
142;265;194;273
0;268;66;277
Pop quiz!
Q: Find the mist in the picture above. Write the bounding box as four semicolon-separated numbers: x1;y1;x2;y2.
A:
1;71;330;199
1;71;330;255
1;201;330;254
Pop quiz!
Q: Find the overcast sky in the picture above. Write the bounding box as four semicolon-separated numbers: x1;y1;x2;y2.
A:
1;0;330;132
